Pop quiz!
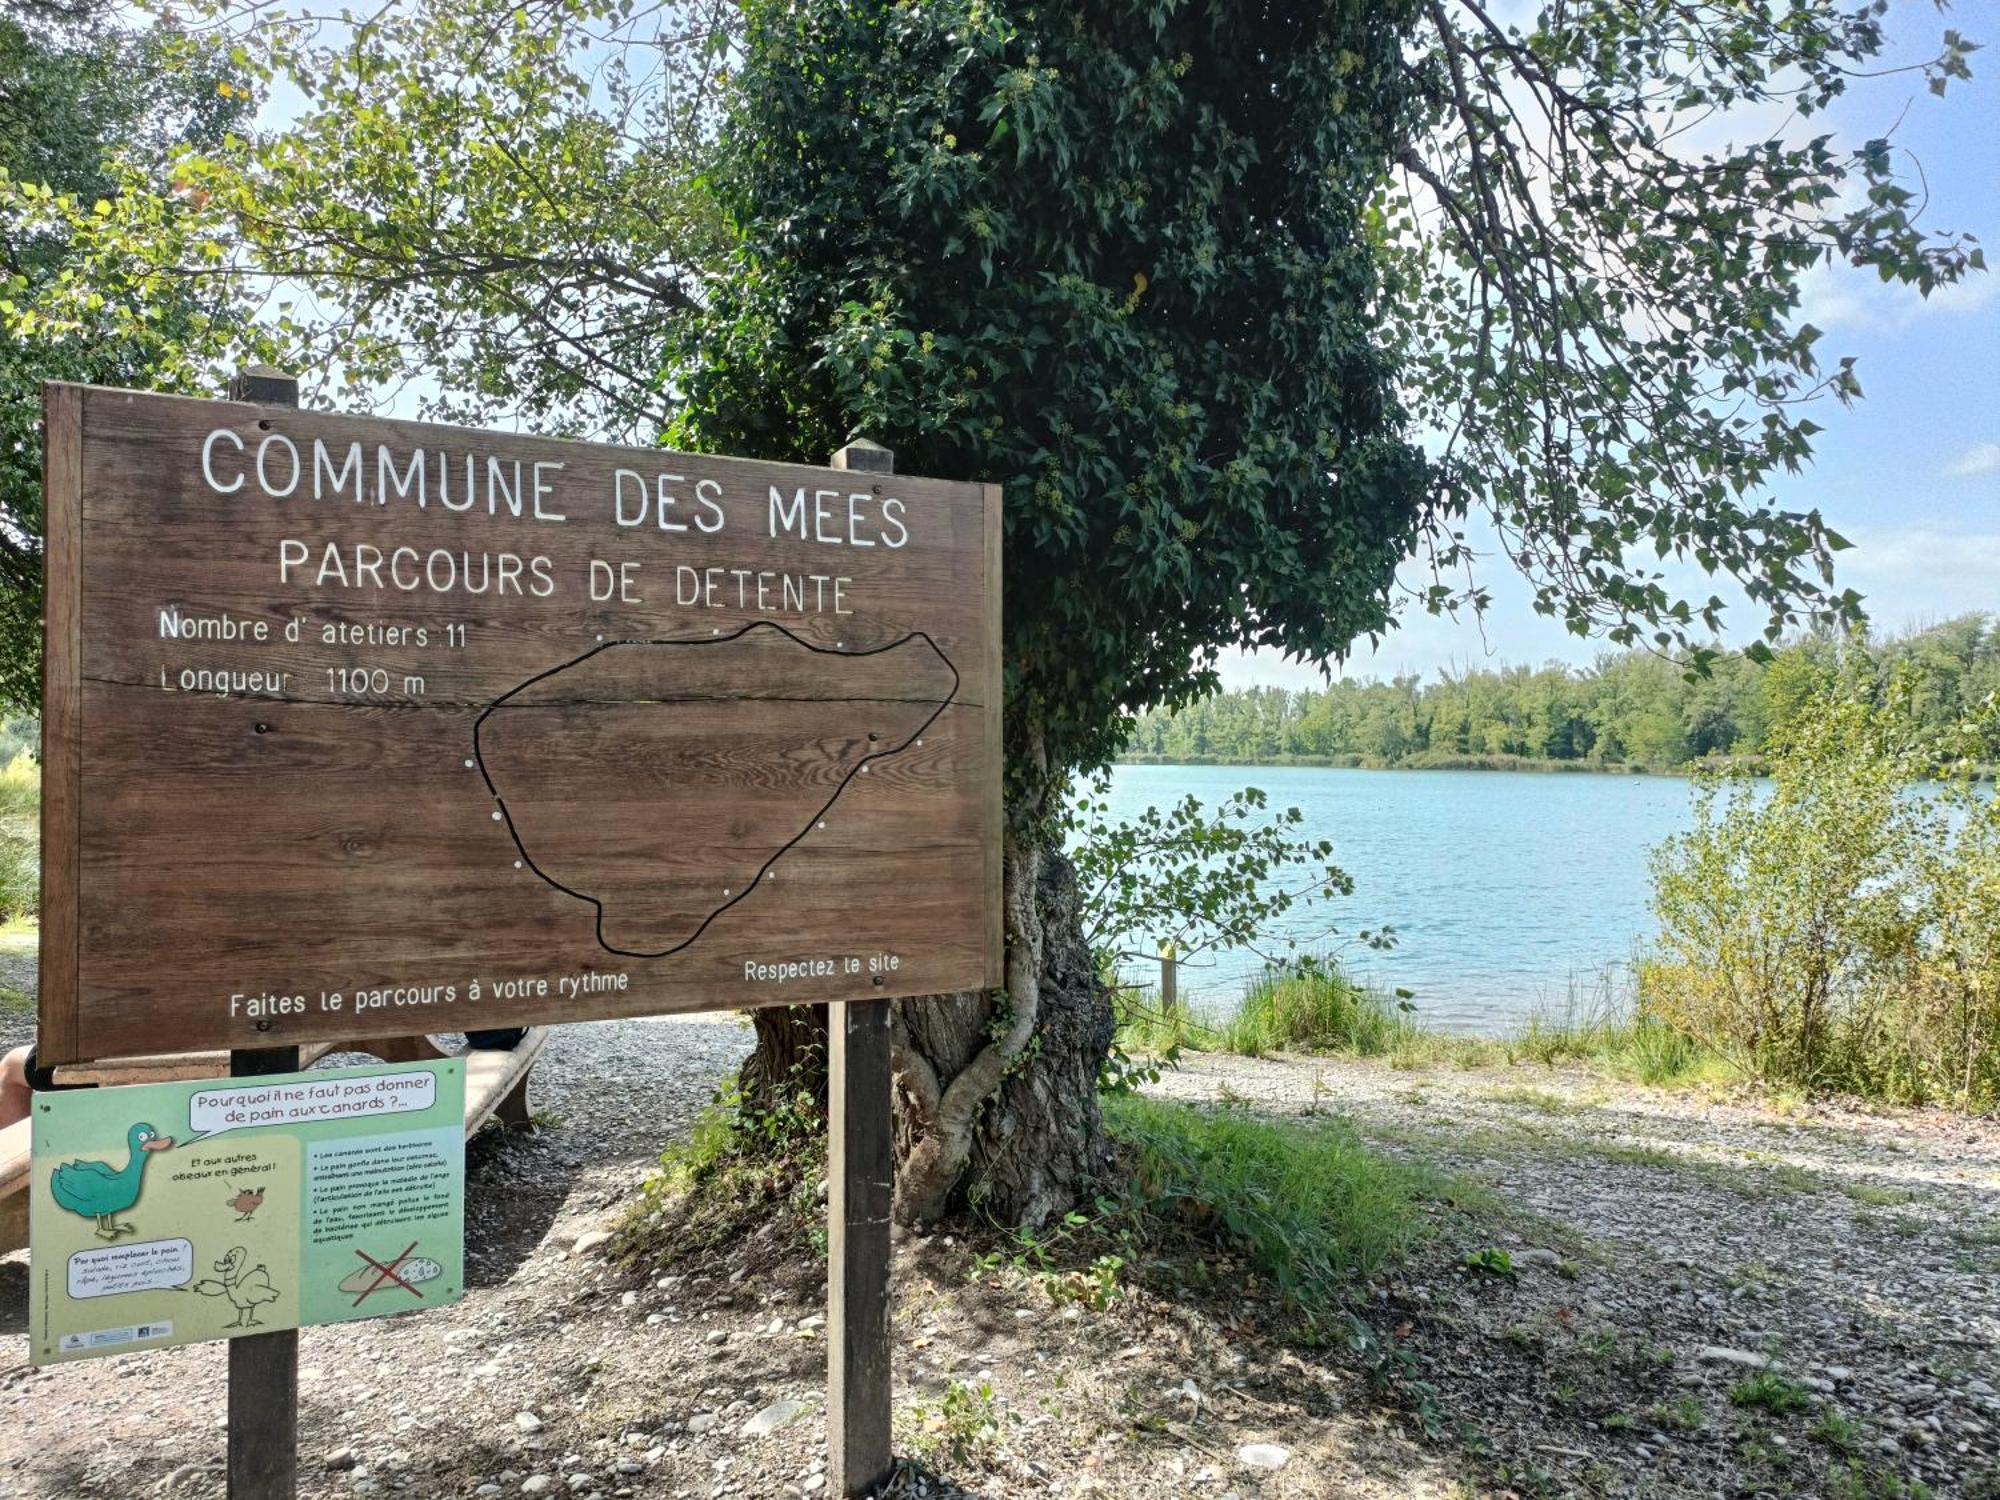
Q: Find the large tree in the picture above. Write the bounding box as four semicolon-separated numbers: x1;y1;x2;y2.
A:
13;0;1982;1223
672;0;1431;1221
0;0;255;711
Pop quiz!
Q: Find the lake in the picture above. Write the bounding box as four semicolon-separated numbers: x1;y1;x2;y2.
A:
1094;764;1698;1034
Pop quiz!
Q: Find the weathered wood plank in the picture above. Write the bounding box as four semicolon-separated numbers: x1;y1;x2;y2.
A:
828;999;894;1497
39;384;83;1063
462;1031;547;1132
51;1040;340;1087
980;482;1005;985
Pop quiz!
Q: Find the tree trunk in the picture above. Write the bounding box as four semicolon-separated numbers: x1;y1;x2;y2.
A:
738;838;1116;1227
892;837;1117;1225
740;1003;829;1117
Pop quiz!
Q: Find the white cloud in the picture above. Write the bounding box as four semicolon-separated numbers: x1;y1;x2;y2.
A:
1945;442;2000;479
1797;257;1998;336
1834;528;2000;634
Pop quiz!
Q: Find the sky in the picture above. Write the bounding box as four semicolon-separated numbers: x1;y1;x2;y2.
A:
1222;2;2000;690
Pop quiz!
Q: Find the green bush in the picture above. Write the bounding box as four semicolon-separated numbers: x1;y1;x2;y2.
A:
0;752;38;922
1643;679;2000;1110
1221;960;1414;1058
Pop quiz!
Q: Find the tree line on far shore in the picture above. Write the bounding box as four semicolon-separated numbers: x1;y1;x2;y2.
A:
1121;617;2000;773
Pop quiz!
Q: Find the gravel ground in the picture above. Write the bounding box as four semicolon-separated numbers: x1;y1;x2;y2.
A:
0;1013;755;1500
0;946;34;1046
1150;1053;2000;1498
2;994;1995;1499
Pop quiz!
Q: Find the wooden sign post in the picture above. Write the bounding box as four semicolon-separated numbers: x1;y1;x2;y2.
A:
36;378;1004;1498
38;380;1001;1063
826;438;900;1499
219;369;304;1500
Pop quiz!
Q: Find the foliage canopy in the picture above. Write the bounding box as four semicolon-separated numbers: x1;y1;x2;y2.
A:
1125;616;2000;772
0;0;253;712
1;0;1984;796
674;0;1430;795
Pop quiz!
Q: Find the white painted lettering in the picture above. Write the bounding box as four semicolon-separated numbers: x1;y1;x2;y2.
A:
314;439;362;501
256;434;301;498
531;461;566;522
202;429;245;494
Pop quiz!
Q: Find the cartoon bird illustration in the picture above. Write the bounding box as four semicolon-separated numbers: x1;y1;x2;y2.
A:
187;1247;282;1329
227;1185;266;1222
50;1121;174;1239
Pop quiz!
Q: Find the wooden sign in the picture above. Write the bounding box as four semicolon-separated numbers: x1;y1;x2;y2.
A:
39;384;1002;1064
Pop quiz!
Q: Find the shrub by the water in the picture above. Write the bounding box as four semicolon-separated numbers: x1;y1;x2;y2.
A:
1643;680;2000;1111
0;752;38;922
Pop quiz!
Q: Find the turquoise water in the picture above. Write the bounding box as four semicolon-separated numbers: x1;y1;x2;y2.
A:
1095;764;1698;1034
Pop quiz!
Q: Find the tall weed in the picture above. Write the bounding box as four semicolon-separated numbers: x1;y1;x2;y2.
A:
1221;960;1416;1057
0;753;38;922
1106;1095;1452;1316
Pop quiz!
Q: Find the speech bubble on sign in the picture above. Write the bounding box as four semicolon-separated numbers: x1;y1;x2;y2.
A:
186;1069;438;1141
67;1238;195;1299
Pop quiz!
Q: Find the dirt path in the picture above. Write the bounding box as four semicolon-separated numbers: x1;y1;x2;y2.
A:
1150;1053;2000;1497
2;1016;1995;1499
0;1015;752;1500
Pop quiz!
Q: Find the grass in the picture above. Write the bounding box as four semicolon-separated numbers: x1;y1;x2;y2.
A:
0;752;37;924
0;914;31;1014
1103;1094;1473;1327
1219;962;1423;1057
1839;1181;1916;1208
1811;1409;1864;1454
1650;1393;1707;1432
614;1082;828;1264
1116;959;1734;1095
1112;961;1426;1059
1730;1371;1814;1415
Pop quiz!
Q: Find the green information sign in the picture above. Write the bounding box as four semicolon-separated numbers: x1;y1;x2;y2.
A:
28;1059;464;1365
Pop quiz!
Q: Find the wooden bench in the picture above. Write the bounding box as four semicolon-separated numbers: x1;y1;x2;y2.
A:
0;1028;548;1254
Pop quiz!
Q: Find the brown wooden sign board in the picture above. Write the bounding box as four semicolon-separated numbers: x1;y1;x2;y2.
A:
38;384;1002;1064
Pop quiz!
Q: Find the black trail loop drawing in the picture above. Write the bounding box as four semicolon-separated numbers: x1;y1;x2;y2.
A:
473;619;961;959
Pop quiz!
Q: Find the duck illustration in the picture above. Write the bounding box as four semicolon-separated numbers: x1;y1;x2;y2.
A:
227;1185;266;1222
187;1247;282;1329
50;1121;174;1239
